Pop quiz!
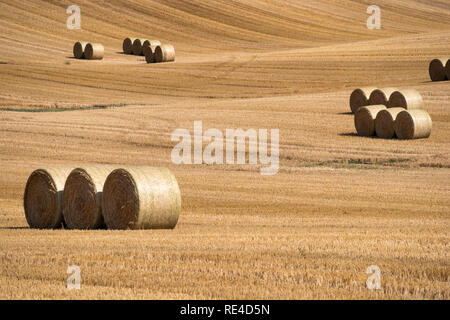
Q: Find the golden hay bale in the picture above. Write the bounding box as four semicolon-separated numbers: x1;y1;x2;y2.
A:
354;105;387;137
84;43;104;60
62;166;114;230
349;87;377;114
369;87;398;106
388;89;424;110
142;40;161;49
73;41;88;59
394;109;432;140
122;37;136;54
429;58;449;82
375;107;405;139
446;59;450;81
154;44;176;63
23;167;74;229
102;167;181;230
132;39;148;56
144;45;159;63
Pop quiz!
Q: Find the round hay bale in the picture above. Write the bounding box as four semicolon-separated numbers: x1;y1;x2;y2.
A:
23;167;74;229
354;105;387;137
143;45;157;63
62;166;114;230
429;58;449;82
375;107;405;139
132;39;148;56
73;41;88;59
154;44;176;63
388;89;424;110
394;109;432;140
123;37;136;54
142;40;161;49
349;87;377;114
369;87;398;106
102;167;181;230
84;43;104;60
446;59;450;81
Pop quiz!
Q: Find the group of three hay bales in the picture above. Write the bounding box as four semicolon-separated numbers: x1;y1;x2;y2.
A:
122;37;175;63
429;57;450;82
350;88;432;140
23;166;181;230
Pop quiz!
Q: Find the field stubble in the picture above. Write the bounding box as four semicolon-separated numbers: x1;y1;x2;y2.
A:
0;0;449;299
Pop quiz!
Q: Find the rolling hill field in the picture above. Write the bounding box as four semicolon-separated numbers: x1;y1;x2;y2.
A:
0;0;449;299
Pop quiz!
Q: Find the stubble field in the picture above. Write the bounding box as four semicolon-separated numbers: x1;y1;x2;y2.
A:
0;0;449;299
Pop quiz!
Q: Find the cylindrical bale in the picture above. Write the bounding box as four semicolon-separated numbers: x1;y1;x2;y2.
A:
154;44;176;63
143;45;157;63
62;166;114;230
84;43;104;60
23;167;74;229
369;87;398;106
132;39;148;56
123;37;136;54
394;109;432;140
354;105;387;137
429;58;449;82
73;41;88;59
446;59;450;81
142;40;161;49
349;87;377;114
102;167;181;230
388;89;424;110
375;107;405;139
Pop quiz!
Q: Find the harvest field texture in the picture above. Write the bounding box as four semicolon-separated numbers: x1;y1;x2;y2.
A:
0;0;449;300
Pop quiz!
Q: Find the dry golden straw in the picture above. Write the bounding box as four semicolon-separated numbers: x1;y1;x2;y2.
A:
73;41;88;59
369;87;398;107
375;107;405;139
84;43;104;60
154;44;176;63
354;105;386;137
429;58;449;82
23;167;74;229
102;167;181;230
132;39;148;56
62;166;114;230
349;87;377;114
122;37;136;54
388;89;424;110
394;109;432;140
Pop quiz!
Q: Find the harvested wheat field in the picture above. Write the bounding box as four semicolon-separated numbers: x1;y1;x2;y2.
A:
0;0;449;300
